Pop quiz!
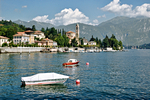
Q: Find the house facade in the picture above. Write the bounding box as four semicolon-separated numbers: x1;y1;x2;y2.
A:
35;38;56;47
88;41;96;46
34;30;45;39
66;31;76;44
13;32;30;44
0;36;9;46
82;38;88;45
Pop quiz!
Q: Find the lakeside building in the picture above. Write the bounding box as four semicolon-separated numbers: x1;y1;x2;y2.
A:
34;30;45;39
76;24;79;45
66;31;76;44
82;38;88;45
88;41;96;46
13;32;30;45
0;36;9;46
66;24;80;45
35;38;57;47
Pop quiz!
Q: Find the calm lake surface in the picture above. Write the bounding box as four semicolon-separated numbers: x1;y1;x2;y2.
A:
0;50;150;99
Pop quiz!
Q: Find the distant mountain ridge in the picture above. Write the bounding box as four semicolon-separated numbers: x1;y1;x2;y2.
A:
14;17;150;46
14;20;54;30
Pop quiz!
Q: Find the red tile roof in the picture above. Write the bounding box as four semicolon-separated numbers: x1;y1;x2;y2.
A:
24;30;34;33
13;34;29;37
17;32;25;34
66;31;75;34
0;36;9;39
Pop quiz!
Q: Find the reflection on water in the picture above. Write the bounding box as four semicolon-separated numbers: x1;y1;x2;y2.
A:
0;50;150;99
22;84;68;94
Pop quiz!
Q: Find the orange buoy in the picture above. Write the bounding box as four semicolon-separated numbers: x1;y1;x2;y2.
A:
86;62;89;65
76;79;80;84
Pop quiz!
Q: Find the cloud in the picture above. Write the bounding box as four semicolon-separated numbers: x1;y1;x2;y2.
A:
97;14;106;18
32;8;89;26
93;19;99;23
101;0;150;17
50;8;89;26
22;5;27;8
32;15;51;23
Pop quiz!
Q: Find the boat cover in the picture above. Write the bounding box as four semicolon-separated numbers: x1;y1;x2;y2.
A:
21;72;69;82
68;59;77;62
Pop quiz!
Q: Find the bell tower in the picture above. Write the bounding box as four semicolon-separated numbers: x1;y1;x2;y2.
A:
76;24;79;45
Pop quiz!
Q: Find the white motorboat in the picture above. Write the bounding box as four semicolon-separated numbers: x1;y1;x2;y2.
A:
21;72;69;86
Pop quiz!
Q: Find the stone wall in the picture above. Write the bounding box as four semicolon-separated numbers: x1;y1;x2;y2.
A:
0;47;45;53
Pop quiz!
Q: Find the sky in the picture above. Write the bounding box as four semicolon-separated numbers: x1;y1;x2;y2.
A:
1;0;150;26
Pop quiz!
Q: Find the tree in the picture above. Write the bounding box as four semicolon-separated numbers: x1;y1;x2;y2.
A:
81;38;84;45
102;35;110;48
118;40;123;50
110;34;116;39
32;25;36;31
55;34;64;47
2;43;8;47
6;28;17;40
63;34;69;47
71;38;78;47
41;27;45;33
90;35;95;41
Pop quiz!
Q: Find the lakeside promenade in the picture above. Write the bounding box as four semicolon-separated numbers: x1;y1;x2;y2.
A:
0;47;103;53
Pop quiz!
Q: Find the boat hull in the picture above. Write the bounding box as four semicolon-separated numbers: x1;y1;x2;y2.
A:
63;61;79;66
22;79;67;86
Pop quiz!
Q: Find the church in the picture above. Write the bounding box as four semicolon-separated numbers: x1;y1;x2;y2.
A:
66;24;79;45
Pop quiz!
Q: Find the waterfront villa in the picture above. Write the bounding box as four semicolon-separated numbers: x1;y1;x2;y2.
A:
13;32;34;44
66;24;80;45
82;38;88;45
0;36;9;46
35;38;57;47
34;30;45;39
88;41;96;46
66;31;76;44
13;32;29;44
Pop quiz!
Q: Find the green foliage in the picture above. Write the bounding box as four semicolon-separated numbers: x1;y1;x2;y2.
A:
90;35;95;41
81;39;84;45
71;38;78;47
2;43;8;47
32;25;36;31
0;20;26;40
102;34;123;50
102;35;110;48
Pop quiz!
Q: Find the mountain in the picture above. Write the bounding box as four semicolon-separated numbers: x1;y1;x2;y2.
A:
13;17;150;46
14;20;54;30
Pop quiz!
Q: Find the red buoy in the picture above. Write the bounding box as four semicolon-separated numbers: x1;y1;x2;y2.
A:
86;62;89;65
76;79;80;84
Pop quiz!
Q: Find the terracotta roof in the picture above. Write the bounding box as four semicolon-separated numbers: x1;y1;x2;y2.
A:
24;30;34;33
13;34;29;37
0;24;4;26
66;31;75;34
35;30;42;33
17;32;25;34
0;36;9;39
42;38;53;42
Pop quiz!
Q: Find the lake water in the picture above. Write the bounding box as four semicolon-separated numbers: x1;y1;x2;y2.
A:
0;50;150;99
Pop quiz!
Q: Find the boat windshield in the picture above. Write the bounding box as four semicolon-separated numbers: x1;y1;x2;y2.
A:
69;60;72;62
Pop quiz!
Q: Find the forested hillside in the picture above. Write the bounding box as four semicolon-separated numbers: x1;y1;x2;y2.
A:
0;20;26;40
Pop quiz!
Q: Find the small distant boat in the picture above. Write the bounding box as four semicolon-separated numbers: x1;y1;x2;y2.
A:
63;59;79;66
21;72;69;86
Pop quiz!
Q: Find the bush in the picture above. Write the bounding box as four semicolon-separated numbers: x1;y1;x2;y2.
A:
2;43;8;47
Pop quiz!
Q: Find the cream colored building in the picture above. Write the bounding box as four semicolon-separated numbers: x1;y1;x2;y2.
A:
35;38;54;47
13;32;30;44
66;31;76;44
34;30;45;39
0;36;9;46
88;41;96;46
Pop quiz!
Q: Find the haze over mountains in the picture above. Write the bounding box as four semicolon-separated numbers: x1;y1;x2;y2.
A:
14;16;150;46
